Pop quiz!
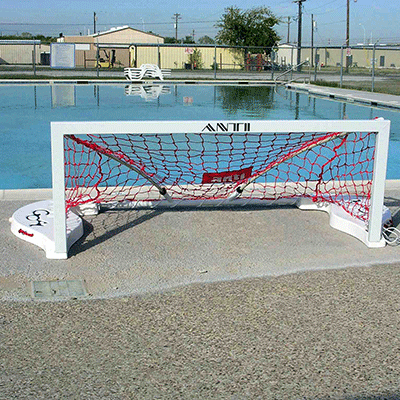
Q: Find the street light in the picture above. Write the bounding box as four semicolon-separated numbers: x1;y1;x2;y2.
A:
359;23;365;45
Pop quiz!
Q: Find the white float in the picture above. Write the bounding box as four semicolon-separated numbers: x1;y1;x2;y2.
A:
297;196;392;248
10;200;83;259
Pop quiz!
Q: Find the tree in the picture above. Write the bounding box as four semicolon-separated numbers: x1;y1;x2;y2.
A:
198;35;215;44
215;6;280;52
188;49;204;69
182;35;195;44
164;36;195;44
164;36;178;44
0;33;57;44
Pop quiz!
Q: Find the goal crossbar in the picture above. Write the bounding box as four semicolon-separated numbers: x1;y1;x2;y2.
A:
47;119;390;259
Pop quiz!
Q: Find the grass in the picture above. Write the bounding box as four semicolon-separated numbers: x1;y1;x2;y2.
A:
313;79;400;96
309;65;400;76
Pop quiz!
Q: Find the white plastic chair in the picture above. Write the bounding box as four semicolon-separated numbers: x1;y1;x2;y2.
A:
124;64;171;81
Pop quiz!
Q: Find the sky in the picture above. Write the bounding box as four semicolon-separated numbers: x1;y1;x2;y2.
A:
1;0;399;46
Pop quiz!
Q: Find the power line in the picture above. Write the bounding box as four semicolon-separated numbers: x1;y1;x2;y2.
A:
303;2;345;17
306;0;342;12
0;19;217;27
318;19;346;26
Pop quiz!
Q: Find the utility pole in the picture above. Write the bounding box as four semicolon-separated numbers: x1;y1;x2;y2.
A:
346;0;350;48
192;29;195;43
346;0;350;72
294;0;306;71
172;13;181;43
93;12;97;34
287;16;291;43
311;14;314;67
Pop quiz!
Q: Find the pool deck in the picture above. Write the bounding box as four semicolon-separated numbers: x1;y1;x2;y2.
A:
287;82;400;110
2;179;400;301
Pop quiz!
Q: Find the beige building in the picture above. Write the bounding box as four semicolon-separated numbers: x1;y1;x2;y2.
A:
131;45;243;70
0;40;49;65
277;43;400;69
313;46;400;69
60;25;241;69
3;33;400;70
60;26;164;68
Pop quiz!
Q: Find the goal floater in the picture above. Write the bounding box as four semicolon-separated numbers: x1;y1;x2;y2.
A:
10;119;391;258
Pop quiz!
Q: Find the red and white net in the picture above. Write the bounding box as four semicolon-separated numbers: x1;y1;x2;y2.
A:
64;130;376;222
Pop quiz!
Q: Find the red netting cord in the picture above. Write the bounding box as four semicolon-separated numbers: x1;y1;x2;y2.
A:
313;134;349;203
64;130;375;223
232;131;344;192
69;134;150;177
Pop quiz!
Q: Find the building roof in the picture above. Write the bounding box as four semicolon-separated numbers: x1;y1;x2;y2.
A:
91;26;163;40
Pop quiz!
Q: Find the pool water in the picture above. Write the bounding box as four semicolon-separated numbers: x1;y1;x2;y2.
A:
1;83;400;189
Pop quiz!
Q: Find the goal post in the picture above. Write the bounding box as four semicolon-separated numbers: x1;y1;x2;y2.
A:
368;118;391;242
11;118;391;259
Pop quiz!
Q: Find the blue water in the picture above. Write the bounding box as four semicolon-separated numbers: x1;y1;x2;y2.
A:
1;83;400;189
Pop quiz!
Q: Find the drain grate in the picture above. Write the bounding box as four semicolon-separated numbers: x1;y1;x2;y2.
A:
31;280;88;299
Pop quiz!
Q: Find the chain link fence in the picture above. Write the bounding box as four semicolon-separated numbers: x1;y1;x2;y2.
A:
1;40;400;94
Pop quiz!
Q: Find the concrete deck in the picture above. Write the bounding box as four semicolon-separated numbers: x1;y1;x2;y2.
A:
287;82;400;110
2;180;400;301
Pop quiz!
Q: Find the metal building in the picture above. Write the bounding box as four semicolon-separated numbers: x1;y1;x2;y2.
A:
61;26;164;68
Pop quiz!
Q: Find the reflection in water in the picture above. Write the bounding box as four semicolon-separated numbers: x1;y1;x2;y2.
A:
22;84;400;136
34;86;37;109
94;85;100;106
183;96;194;105
295;93;300;119
51;84;76;108
216;86;275;117
124;84;171;101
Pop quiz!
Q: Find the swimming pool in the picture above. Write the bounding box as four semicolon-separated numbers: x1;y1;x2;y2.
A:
1;83;400;190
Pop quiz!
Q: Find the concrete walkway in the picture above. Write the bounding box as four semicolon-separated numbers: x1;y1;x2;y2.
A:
2;180;400;301
0;64;393;87
287;82;400;110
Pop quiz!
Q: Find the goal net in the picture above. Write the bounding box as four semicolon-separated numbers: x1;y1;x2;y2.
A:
42;119;390;258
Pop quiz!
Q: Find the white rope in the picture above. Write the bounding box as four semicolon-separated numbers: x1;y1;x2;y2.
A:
382;226;400;246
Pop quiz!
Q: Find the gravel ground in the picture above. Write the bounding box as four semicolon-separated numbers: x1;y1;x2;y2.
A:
1;264;399;400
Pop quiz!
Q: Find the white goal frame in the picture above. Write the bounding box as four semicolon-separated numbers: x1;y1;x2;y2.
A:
49;119;391;259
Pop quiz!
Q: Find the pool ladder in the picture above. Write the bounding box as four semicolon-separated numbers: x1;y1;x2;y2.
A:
274;60;310;86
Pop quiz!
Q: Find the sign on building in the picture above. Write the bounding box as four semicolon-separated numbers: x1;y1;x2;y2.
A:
50;43;75;69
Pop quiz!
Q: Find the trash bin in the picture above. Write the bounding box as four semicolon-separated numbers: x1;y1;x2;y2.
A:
41;52;50;66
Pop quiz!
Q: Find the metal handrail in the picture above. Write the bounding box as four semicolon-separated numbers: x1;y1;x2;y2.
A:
274;60;309;85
